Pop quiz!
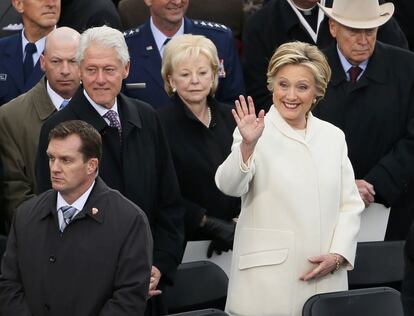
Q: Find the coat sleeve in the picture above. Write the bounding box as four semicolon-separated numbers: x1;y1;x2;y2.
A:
215;128;256;197
151;117;185;285
0;215;32;316
364;96;414;206
0;109;35;219
213;28;245;105
35;118;54;194
99;210;153;316
329;139;364;268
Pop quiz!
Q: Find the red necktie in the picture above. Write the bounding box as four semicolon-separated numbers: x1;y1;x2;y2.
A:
348;66;362;83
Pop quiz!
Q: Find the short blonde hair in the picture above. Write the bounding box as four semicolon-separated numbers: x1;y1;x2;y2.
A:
161;34;219;96
267;41;331;108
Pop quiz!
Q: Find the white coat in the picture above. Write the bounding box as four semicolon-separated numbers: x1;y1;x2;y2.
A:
215;107;364;316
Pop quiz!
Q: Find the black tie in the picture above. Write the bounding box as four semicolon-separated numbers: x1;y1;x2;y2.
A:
23;43;37;83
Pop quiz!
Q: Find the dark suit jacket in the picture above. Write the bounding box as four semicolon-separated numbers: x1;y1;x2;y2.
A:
0;77;56;220
0;32;44;106
313;41;414;240
0;0;22;38
0;177;153;316
36;88;184;284
59;0;122;33
243;0;409;111
158;95;240;240
123;17;245;108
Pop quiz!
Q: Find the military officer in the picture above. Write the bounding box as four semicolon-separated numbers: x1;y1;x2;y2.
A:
123;0;245;108
0;0;60;106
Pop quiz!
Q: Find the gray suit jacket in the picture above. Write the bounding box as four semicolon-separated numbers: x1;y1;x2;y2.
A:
0;77;56;219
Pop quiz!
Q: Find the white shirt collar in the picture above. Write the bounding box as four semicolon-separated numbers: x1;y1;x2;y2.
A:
336;45;369;81
83;89;120;126
56;180;95;223
46;80;70;110
21;29;46;65
150;17;184;57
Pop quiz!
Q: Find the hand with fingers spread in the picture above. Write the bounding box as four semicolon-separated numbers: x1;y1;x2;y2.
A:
232;95;265;162
300;253;345;281
355;179;375;206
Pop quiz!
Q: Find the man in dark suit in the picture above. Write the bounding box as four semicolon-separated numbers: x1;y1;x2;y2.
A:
123;0;245;108
0;0;22;38
0;0;60;106
243;0;408;111
36;25;184;315
58;0;122;33
313;0;414;240
0;27;80;231
0;120;153;315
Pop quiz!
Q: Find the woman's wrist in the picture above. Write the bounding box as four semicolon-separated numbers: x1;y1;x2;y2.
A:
330;253;344;273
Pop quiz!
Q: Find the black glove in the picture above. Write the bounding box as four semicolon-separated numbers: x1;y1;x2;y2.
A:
200;216;236;258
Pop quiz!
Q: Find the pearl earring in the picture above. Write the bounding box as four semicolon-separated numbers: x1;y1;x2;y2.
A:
172;87;176;93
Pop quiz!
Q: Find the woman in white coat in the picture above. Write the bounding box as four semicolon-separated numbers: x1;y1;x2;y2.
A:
215;41;364;316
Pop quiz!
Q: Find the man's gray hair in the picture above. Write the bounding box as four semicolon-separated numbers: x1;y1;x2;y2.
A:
76;25;130;65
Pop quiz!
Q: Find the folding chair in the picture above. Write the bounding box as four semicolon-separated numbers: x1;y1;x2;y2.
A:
348;241;405;290
167;260;228;314
168;308;228;316
302;287;404;316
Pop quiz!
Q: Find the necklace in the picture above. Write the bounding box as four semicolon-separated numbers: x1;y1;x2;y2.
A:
207;106;212;127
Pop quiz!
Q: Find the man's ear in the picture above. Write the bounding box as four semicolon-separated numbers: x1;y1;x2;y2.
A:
87;158;99;175
328;19;337;38
12;0;24;14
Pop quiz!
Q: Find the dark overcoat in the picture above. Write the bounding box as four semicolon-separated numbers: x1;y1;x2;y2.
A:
0;177;153;316
36;88;185;284
243;0;409;111
313;41;414;240
158;95;240;239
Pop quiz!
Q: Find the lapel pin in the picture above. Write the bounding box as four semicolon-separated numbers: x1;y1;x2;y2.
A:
0;74;7;81
92;207;99;215
146;45;153;51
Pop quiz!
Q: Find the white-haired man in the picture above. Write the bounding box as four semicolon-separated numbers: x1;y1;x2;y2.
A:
36;25;185;316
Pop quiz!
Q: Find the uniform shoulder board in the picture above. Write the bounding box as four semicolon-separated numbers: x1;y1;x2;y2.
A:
123;27;140;38
192;20;228;32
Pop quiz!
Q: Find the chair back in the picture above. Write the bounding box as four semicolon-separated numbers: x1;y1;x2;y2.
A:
302;287;404;316
167;260;228;314
348;241;405;287
168;308;228;316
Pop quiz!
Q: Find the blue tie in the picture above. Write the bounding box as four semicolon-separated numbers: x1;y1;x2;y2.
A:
59;205;78;232
23;43;37;83
59;99;70;110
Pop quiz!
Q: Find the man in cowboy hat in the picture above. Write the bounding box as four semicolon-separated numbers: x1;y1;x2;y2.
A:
242;0;408;111
314;0;414;241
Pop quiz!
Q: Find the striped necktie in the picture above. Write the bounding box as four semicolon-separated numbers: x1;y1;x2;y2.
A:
59;205;78;232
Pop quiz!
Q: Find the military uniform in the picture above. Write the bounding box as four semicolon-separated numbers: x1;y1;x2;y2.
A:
0;33;44;106
0;0;22;38
124;17;245;108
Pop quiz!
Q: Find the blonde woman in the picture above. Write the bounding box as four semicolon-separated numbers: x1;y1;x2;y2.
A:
215;41;364;315
158;34;240;257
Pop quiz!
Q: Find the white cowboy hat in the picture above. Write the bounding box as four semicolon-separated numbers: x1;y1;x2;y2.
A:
318;0;394;29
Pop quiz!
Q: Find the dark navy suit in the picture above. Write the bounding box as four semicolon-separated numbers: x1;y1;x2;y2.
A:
123;17;245;108
0;33;44;106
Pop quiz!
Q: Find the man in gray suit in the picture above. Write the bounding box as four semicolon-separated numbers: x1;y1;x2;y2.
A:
0;26;80;229
0;120;153;315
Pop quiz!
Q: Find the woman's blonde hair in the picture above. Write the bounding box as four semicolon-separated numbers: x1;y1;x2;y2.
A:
267;41;331;108
161;34;219;96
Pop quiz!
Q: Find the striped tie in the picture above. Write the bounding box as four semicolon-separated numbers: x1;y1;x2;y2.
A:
59;205;78;232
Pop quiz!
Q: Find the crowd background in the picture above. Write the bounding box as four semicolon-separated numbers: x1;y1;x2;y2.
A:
0;0;414;315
